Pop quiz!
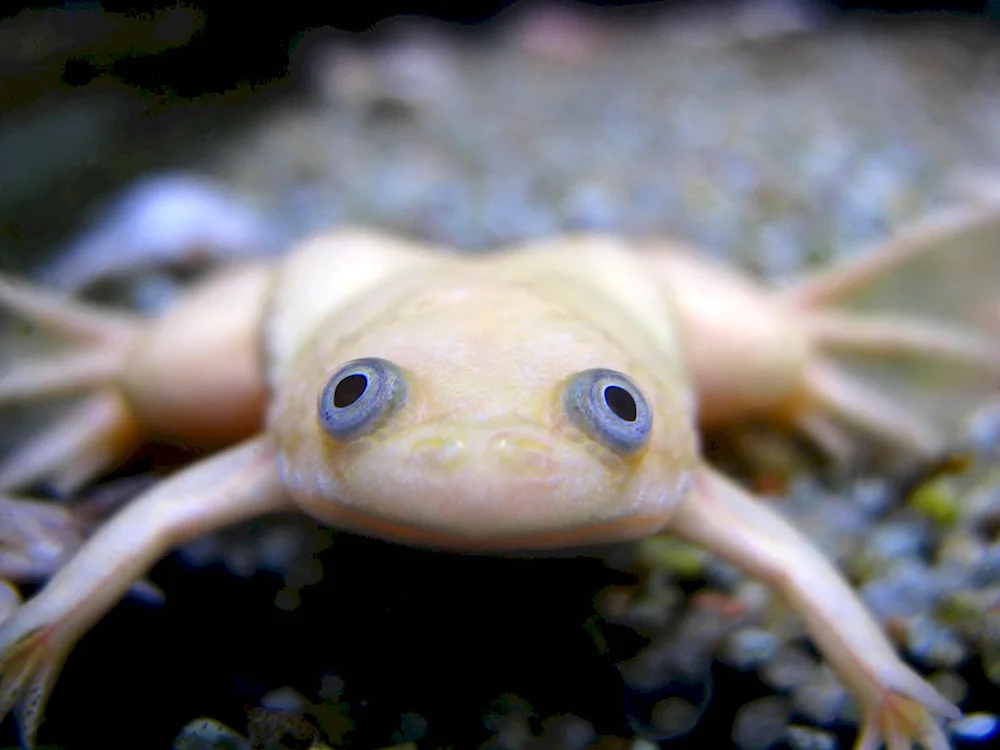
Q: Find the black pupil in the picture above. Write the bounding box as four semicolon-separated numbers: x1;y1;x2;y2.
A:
333;373;369;408
603;385;637;422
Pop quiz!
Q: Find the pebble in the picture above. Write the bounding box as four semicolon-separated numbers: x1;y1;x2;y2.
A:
950;712;1000;744
719;627;781;672
904;615;968;669
781;724;838;750
732;697;791;750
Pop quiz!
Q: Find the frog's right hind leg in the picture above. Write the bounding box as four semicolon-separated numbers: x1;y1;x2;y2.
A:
0;274;145;494
0;391;142;495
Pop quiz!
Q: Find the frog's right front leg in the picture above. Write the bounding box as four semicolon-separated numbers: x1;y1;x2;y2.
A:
670;466;958;750
0;435;294;749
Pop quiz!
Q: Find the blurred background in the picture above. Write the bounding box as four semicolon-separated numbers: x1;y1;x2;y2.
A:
3;2;1000;750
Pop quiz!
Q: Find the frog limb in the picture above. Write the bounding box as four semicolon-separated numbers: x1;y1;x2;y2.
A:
0;491;162;604
0;265;270;493
779;202;1000;310
670;466;958;750
0;435;292;748
0;350;127;406
0;272;146;492
0;496;85;582
775;204;1000;458
0;273;139;404
0;274;139;344
0;584;19;626
0;391;143;495
803;311;1000;368
797;359;942;457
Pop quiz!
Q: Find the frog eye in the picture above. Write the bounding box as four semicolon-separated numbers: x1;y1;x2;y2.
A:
318;358;407;440
563;368;652;454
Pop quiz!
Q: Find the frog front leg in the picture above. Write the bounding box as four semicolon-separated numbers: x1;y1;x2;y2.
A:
0;435;294;748
0;492;165;604
669;465;958;750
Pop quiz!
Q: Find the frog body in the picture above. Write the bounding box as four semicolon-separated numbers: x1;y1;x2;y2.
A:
2;208;999;749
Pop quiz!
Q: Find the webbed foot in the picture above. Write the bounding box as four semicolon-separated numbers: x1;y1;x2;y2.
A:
0;496;83;582
855;689;954;750
779;202;1000;458
0;598;74;748
0;273;144;493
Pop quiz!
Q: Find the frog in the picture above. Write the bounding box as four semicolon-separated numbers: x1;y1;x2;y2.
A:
0;199;998;749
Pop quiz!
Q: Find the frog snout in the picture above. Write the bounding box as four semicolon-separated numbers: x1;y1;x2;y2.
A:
406;427;556;480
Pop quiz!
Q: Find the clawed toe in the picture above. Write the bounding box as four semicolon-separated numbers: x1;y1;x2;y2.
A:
0;622;65;748
855;691;954;750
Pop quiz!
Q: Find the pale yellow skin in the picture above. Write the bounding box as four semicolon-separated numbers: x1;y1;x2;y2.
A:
1;203;999;749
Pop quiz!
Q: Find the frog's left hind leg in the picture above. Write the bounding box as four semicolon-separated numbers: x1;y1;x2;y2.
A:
0;274;144;493
778;203;1000;458
793;359;944;456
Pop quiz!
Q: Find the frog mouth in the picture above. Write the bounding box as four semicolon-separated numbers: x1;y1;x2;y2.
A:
310;498;674;552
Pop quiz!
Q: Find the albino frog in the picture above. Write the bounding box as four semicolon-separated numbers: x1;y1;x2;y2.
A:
0;201;999;749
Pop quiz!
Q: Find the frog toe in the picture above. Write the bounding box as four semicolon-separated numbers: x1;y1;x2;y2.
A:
0;619;66;749
0;271;146;493
777;201;1000;460
0;496;83;582
0;582;20;624
0;390;142;495
855;689;955;750
796;358;946;458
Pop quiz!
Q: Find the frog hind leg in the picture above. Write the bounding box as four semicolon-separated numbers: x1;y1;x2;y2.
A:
0;391;143;496
778;202;1000;458
0;274;144;493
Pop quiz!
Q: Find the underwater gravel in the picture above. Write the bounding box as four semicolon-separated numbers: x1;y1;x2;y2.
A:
4;5;1000;750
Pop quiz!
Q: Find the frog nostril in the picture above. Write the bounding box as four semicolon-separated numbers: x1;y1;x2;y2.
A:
488;433;553;477
409;435;468;469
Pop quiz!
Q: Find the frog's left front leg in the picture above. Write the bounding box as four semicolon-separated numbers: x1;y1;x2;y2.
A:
0;435;294;748
777;202;1000;458
669;465;958;750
